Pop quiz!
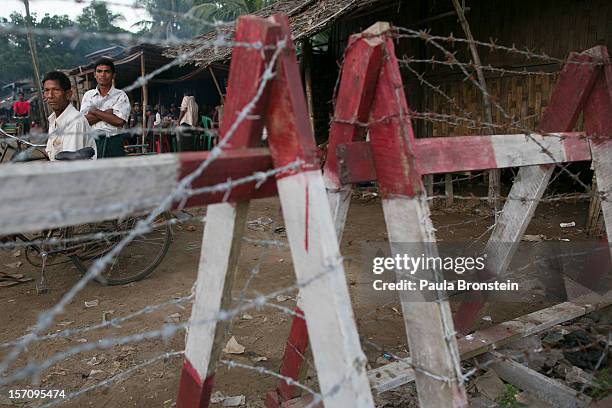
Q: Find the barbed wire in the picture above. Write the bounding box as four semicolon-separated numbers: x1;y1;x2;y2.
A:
0;3;610;407
0;34;288;378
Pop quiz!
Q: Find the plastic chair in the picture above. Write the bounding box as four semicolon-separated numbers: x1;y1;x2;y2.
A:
200;116;215;151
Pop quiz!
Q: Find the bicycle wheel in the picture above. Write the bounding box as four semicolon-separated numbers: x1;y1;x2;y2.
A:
68;212;173;285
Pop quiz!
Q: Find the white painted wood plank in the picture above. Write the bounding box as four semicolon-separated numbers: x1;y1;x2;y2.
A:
591;140;612;245
381;195;467;407
484;165;554;277
491;133;568;167
276;170;374;408
324;177;352;242
0;155;178;235
185;202;249;378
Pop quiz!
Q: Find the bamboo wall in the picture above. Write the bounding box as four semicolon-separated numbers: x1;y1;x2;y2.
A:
326;0;611;139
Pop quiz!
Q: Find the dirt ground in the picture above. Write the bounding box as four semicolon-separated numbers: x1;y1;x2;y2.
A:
0;191;594;408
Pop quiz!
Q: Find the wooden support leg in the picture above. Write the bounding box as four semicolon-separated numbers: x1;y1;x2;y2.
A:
177;202;249;408
325;181;352;242
276;170;374;407
585;57;612;247
265;307;308;407
382;195;467;407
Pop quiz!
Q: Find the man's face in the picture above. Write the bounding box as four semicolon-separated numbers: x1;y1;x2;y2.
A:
43;80;71;112
17;94;24;101
94;65;114;87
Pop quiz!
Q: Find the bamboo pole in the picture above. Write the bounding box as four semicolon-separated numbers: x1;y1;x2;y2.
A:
22;0;47;129
451;0;499;210
140;52;147;146
303;39;315;131
208;67;225;105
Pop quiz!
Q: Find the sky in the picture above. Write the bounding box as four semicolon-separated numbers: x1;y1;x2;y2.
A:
1;0;152;32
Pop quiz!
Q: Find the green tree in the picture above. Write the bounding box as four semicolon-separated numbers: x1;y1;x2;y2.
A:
190;0;276;22
77;0;125;33
0;2;125;85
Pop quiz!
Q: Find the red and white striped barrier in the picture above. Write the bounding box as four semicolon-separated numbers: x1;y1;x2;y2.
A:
270;24;612;406
177;14;373;408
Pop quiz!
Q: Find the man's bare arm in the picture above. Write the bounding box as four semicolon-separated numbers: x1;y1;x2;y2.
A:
88;108;126;127
85;113;101;125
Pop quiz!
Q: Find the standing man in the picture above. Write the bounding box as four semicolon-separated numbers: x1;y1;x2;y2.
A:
12;91;31;135
177;89;199;151
43;71;96;161
178;89;198;127
80;58;131;156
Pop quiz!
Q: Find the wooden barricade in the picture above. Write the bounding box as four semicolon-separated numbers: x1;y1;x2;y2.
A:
267;23;612;408
176;14;374;408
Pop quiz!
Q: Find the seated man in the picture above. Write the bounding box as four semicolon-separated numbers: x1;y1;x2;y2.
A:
43;71;97;161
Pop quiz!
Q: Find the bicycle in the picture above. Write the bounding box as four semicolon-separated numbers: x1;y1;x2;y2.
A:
3;146;173;293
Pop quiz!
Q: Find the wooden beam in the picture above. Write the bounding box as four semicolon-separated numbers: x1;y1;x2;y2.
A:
264;14;374;407
208;66;225;105
368;33;467;407
177;16;283;408
336;133;590;184
323;23;384;241
0;149;278;235
584;48;612;246
480;351;591;408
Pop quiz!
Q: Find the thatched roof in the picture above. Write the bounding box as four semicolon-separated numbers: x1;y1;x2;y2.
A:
164;0;385;67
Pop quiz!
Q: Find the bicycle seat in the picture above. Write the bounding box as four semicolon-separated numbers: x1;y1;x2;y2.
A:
55;147;95;161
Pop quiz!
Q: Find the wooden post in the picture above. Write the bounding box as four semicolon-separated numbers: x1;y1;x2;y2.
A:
22;0;47;129
177;17;280;408
451;0;498;206
264;14;374;407
208;67;225;105
445;173;454;206
140;52;147;146
323;24;384;241
367;32;467;408
303;38;315;131
71;75;81;110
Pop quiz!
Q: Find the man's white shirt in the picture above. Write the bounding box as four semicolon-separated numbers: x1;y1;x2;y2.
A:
80;86;130;135
46;104;97;161
179;95;199;126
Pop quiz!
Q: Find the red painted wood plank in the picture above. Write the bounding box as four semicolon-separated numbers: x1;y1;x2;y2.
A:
176;148;278;209
368;36;422;198
415;136;496;174
177;16;282;408
336;141;376;184
538;47;603;132
176;359;214;408
336;133;590;184
323;34;384;186
584;48;612;147
219;16;281;148
264;15;319;174
265;308;309;406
